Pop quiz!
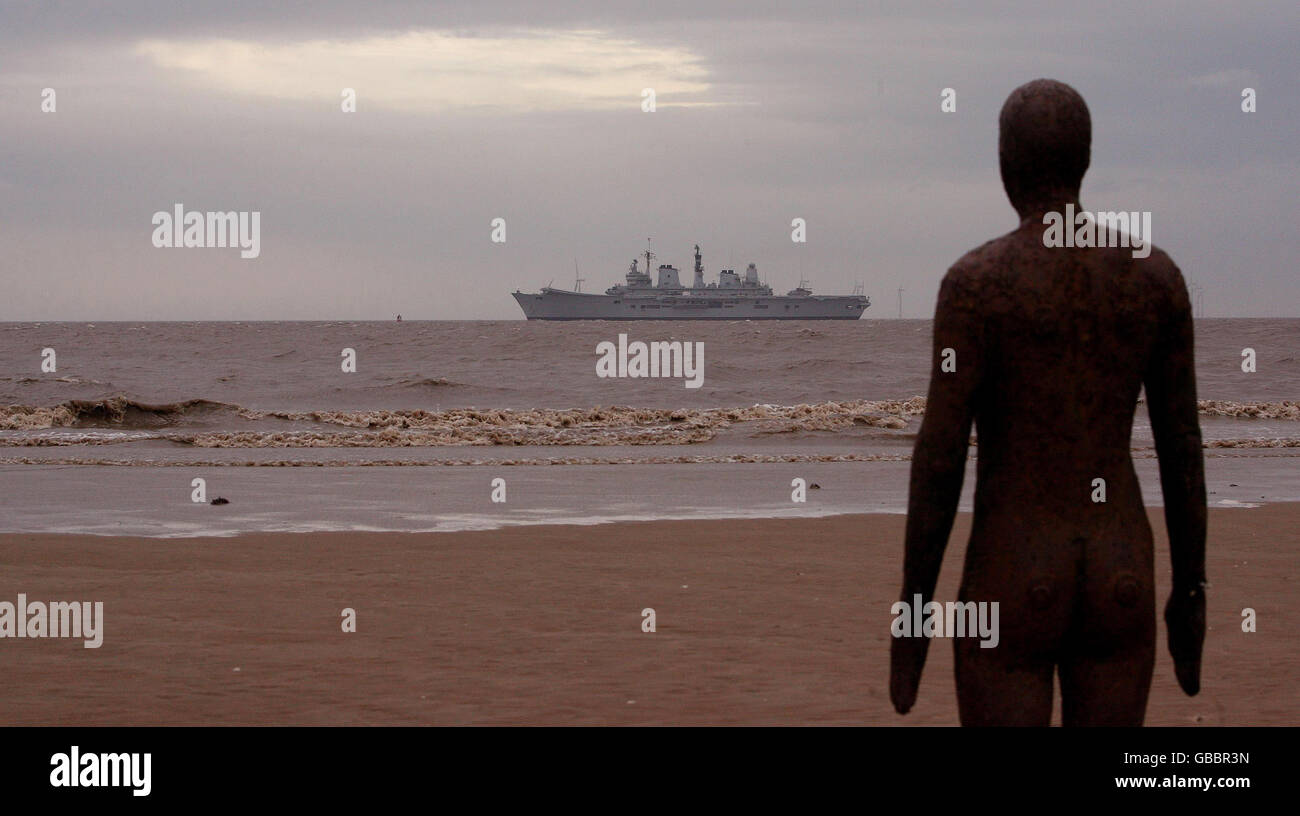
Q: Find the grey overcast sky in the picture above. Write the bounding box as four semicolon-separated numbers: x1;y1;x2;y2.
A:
0;1;1295;320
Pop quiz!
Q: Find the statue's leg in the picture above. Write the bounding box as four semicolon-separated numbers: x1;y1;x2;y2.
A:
1057;570;1156;726
952;534;1076;726
954;630;1055;726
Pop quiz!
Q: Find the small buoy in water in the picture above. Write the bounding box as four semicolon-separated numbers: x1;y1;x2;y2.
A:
211;497;230;505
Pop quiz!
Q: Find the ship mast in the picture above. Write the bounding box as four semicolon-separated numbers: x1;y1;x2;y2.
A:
644;238;656;282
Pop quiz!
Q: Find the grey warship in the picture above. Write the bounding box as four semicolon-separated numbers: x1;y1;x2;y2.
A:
513;243;869;320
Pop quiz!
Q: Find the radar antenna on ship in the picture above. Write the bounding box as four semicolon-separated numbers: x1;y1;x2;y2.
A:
643;238;656;282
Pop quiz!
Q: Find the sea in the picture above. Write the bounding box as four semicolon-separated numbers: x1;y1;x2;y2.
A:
1;319;1296;536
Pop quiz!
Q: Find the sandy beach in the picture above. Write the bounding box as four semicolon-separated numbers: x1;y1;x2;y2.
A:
0;503;1292;726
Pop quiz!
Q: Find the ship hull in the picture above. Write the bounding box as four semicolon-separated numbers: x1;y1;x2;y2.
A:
512;289;868;320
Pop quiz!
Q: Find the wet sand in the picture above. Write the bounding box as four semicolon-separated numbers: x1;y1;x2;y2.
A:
0;504;1294;725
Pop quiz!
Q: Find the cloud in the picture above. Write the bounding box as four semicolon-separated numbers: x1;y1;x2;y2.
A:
134;29;715;113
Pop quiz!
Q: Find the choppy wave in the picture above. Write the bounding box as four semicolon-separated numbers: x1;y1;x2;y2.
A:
182;426;719;447
0;396;235;429
3;394;1298;447
3;448;1295;467
0;404;81;430
2;395;919;430
8;375;111;386
0;453;914;466
391;376;460;389
1195;400;1300;420
1204;437;1300;448
0;398;922;446
228;399;922;444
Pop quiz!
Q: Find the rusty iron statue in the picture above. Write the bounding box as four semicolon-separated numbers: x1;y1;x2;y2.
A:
890;79;1207;726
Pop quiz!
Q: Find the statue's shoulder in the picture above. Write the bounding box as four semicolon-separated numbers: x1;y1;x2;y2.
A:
943;236;1012;292
952;235;1007;270
1133;246;1189;309
1134;244;1181;279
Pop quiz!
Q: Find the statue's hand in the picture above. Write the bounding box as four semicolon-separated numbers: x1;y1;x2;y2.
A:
1164;584;1206;696
889;633;930;714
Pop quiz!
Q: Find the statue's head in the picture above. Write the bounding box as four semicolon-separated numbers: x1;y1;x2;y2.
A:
999;79;1091;217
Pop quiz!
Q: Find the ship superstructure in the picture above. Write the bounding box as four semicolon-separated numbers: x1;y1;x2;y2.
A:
513;243;869;320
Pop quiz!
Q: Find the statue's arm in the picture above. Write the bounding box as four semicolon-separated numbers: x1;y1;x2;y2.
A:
891;268;983;714
1144;263;1206;695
